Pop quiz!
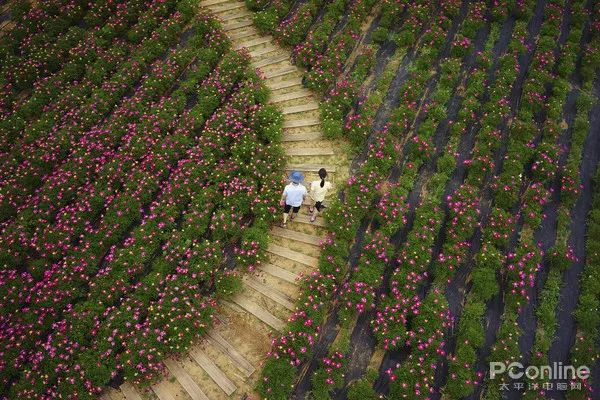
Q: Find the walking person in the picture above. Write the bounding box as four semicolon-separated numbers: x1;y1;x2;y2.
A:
308;168;332;223
280;171;307;228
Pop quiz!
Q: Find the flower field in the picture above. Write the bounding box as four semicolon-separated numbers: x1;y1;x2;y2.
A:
245;0;600;398
0;0;286;397
1;0;600;398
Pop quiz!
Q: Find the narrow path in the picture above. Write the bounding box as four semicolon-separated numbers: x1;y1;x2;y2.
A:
99;1;349;399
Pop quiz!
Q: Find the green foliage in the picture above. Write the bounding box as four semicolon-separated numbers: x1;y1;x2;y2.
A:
253;7;280;33
257;358;297;400
371;26;388;44
214;272;242;298
347;371;379;400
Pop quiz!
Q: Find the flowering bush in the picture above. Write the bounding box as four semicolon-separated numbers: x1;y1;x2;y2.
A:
0;5;284;398
248;0;599;398
568;170;600;399
310;349;347;399
339;231;392;320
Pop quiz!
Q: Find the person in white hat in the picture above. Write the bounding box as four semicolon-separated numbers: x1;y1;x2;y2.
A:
280;171;307;227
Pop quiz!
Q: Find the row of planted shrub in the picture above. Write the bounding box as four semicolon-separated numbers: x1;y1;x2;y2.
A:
255;0;598;398
0;4;285;398
0;0;192;144
323;0;497;395
519;4;600;399
479;0;596;396
569;166;600;398
0;0;199;221
444;0;599;398
431;0;596;396
356;2;519;397
0;0;171;115
334;0;599;397
254;0;493;397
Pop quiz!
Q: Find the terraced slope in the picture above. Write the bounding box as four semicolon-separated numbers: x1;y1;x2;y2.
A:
99;1;349;399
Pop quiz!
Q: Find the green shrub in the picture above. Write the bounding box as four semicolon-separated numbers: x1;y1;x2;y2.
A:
253;8;279;33
214;272;242;298
347;374;378;400
371;26;388;44
257;358;297;400
393;30;415;48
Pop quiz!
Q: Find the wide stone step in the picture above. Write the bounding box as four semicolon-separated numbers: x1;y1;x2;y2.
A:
285;163;336;173
270;226;322;246
267;243;319;268
282;103;319;114
152;382;177;400
258;263;301;284
229;29;259;41
219;11;252;21
200;0;235;6
263;66;299;79
235;36;271;49
163;359;210;400
206;330;255;378
189;347;237;396
228;295;287;331
253;54;288;68
250;46;280;58
209;1;245;12
292;212;327;227
120;383;143;400
283;131;324;142
244;276;295;310
283;118;321;129
270;90;313;104
268;78;302;91
285;147;335;156
223;19;253;30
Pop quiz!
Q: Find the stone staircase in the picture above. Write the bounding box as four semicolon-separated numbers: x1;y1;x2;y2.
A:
100;1;348;398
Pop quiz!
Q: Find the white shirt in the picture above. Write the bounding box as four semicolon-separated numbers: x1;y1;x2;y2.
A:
283;183;307;207
309;180;332;202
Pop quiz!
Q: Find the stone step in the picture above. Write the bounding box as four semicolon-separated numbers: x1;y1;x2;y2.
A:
270;226;322;246
285;147;335;156
189;347;237;396
206;330;255;378
229;29;259;41
268;78;302;91
163;359;210;400
250;45;281;58
253;54;289;68
258;263;301;284
270;90;313;104
283;118;321;129
267;243;319;268
227;26;261;43
292;212;327;227
282;103;319;115
152;382;177;400
219;11;252;21
200;0;235;6
282;131;324;142
227;295;287;331
285;163;336;173
263;67;299;79
209;1;245;12
223;19;253;31
99;393;113;400
244;276;295;310
235;36;271;49
120;383;143;400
